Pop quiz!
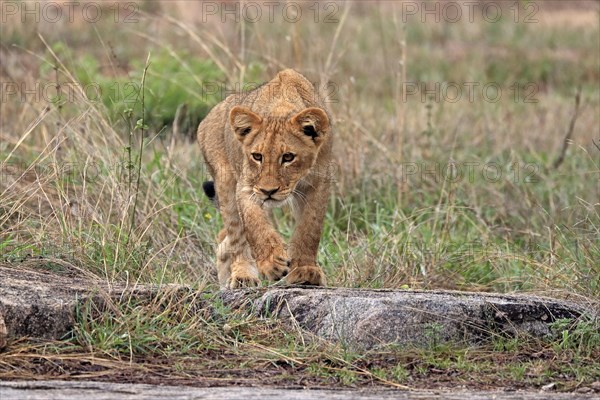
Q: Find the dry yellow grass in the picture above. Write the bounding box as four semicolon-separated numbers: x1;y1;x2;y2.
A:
1;1;599;294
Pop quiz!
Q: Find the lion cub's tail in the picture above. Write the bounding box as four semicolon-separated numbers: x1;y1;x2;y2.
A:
203;181;225;242
202;181;217;204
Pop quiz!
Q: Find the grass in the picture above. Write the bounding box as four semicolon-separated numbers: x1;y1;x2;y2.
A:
2;299;598;390
0;0;599;392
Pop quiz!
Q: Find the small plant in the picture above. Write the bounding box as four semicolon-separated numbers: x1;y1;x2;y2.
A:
391;363;410;382
551;317;600;357
424;322;445;351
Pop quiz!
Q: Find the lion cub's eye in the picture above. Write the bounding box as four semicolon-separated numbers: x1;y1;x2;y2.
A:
251;153;262;162
282;153;295;163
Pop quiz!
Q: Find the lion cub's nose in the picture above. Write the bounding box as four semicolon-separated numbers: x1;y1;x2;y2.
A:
260;187;280;197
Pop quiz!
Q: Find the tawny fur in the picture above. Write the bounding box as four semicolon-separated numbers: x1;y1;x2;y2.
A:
197;69;332;289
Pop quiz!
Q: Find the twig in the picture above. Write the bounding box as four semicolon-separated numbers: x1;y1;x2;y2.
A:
126;54;150;245
394;8;407;206
322;3;351;83
553;86;582;169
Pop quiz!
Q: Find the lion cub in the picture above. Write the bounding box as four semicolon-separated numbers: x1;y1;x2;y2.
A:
197;69;333;289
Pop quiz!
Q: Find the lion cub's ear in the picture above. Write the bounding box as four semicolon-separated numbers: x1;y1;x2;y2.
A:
229;106;263;141
291;107;330;146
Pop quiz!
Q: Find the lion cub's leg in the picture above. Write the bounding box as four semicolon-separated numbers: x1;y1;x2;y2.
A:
236;189;290;282
287;182;328;286
215;177;259;289
215;229;254;287
216;234;257;289
215;229;230;285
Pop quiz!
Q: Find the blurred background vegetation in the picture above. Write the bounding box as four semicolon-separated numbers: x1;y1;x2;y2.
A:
0;0;598;298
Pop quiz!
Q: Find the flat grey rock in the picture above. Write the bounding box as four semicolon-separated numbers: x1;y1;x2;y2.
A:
221;287;596;349
0;266;596;350
1;380;598;400
0;265;187;345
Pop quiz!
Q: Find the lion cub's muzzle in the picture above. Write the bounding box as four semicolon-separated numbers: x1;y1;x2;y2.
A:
253;186;291;205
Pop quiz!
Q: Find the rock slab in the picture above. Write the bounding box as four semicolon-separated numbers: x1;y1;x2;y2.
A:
0;266;596;349
221;287;595;349
0;265;180;345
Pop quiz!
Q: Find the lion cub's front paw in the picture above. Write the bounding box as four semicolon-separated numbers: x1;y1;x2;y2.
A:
257;251;290;281
286;265;326;286
229;261;260;289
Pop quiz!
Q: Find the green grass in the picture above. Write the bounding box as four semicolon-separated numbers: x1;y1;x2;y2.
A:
0;0;599;391
4;291;595;389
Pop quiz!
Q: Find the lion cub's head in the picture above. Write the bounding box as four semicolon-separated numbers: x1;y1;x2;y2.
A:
229;106;330;207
